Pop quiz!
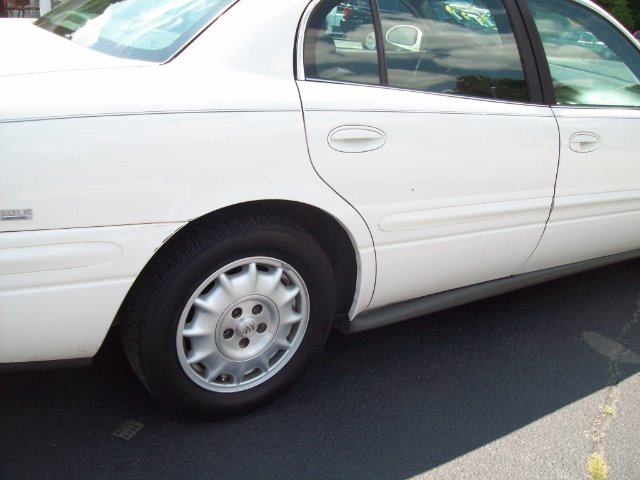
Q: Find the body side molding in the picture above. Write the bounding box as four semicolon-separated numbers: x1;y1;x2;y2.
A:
341;249;640;333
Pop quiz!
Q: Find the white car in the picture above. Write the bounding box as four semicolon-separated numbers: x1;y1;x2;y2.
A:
1;0;639;416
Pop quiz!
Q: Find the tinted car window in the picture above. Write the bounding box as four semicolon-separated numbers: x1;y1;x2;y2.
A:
304;0;381;85
382;0;528;102
36;0;235;62
528;0;640;106
303;0;527;102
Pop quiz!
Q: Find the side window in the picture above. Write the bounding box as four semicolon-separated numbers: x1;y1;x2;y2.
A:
303;0;381;85
381;0;528;102
528;0;640;107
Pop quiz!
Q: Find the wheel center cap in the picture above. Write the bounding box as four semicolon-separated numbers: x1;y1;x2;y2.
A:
237;317;257;337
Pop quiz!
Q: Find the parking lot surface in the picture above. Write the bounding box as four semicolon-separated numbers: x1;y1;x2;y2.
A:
2;260;639;480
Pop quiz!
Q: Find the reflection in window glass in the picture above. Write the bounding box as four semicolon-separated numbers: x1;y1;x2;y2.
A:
303;0;527;101
36;0;234;62
382;0;528;101
304;0;381;85
528;0;640;106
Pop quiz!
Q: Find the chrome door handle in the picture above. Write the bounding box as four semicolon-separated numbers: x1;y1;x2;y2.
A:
328;126;386;153
569;132;601;153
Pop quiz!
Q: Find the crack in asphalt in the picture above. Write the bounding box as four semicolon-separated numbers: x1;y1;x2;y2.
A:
588;290;640;477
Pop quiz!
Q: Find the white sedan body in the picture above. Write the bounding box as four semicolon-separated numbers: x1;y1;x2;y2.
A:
1;0;639;414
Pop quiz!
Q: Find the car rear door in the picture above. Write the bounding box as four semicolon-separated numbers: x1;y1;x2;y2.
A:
515;0;640;274
297;0;560;309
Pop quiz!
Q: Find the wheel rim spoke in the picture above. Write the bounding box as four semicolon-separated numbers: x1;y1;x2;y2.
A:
193;297;217;315
225;361;248;385
244;262;259;291
225;262;260;298
273;326;294;349
183;322;214;338
256;266;283;296
202;282;235;313
247;355;270;374
217;273;234;296
270;283;300;308
204;363;226;383
280;311;303;327
187;340;220;365
183;309;217;338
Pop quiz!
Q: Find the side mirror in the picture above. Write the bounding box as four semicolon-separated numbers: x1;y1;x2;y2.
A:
386;25;423;52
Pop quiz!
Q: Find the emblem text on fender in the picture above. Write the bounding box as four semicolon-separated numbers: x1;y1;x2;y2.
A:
1;209;33;221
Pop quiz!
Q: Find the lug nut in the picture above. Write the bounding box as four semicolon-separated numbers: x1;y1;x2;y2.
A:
252;304;263;315
223;328;234;339
239;338;250;349
231;307;242;318
257;323;267;333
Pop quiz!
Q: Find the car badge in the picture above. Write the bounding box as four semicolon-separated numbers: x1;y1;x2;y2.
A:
1;209;33;221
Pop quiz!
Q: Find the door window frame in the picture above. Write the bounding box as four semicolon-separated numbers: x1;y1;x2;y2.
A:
296;0;548;105
514;0;640;108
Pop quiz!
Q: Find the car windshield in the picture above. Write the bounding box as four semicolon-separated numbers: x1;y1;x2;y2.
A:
35;0;236;62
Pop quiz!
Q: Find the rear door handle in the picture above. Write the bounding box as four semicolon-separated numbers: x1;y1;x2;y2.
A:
328;126;386;153
569;132;601;153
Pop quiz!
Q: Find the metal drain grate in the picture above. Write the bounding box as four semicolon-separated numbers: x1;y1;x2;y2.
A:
113;420;144;440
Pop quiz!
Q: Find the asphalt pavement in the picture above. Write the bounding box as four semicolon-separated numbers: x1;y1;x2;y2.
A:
1;259;639;480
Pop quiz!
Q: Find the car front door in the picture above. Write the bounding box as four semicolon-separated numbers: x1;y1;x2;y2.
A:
516;0;640;274
297;0;560;309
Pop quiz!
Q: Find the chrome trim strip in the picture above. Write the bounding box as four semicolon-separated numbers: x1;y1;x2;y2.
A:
298;78;546;108
296;0;322;81
0;109;299;124
163;0;242;64
302;107;552;117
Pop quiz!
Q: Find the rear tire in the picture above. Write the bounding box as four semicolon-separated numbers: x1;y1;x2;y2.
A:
121;215;335;417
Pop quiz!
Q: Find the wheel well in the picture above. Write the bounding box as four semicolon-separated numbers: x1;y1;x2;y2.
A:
125;200;358;323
